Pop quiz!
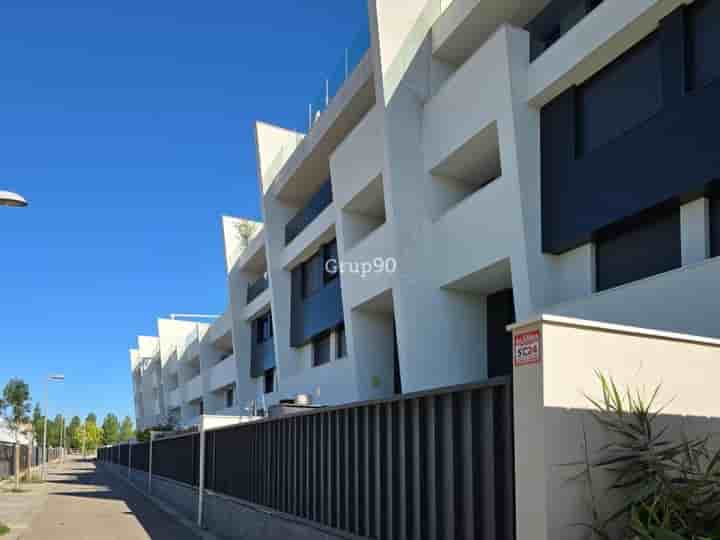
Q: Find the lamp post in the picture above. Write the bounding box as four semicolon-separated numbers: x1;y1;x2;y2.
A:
0;191;28;207
42;374;65;480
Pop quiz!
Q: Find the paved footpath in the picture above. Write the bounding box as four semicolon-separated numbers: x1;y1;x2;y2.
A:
17;457;201;540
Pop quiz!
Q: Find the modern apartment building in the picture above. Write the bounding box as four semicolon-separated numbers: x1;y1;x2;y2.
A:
131;0;720;431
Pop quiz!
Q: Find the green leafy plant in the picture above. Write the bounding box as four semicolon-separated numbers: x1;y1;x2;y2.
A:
0;521;10;535
581;372;720;539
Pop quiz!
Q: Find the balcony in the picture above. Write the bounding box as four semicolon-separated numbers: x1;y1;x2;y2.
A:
526;0;605;61
285;179;333;245
209;354;236;392
185;374;202;402
247;275;269;304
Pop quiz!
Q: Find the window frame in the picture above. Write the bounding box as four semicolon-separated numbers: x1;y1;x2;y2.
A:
312;331;332;367
336;324;347;359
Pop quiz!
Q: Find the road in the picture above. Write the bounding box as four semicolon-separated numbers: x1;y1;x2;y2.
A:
21;457;201;540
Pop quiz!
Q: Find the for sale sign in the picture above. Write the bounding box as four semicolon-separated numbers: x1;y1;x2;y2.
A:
513;329;541;367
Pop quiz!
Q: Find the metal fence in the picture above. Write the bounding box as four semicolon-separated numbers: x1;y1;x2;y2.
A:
0;443;47;479
100;377;515;539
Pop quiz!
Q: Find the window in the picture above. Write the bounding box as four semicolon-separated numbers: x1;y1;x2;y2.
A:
199;400;204;415
226;385;235;408
324;240;339;282
336;324;346;358
264;368;275;394
256;312;273;343
595;208;681;291
313;332;331;367
302;253;324;298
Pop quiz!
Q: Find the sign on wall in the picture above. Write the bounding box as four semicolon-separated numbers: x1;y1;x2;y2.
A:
513;329;541;367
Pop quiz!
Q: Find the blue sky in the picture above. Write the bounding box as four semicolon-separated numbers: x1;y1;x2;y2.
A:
0;0;368;425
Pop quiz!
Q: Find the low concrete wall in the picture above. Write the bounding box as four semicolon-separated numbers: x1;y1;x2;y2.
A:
203;490;359;540
150;474;198;522
98;461;360;539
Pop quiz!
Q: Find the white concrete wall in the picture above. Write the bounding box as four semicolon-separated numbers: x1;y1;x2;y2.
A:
512;316;720;540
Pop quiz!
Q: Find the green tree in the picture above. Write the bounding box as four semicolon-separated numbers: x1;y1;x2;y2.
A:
85;412;96;425
48;414;63;447
67;416;81;450
101;414;119;445
74;421;102;456
119;416;134;442
0;379;31;489
31;403;43;443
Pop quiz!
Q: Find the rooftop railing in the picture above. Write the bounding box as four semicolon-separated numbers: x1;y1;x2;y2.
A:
526;0;604;61
262;23;371;186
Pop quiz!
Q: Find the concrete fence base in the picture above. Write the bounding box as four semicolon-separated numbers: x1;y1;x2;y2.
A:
99;462;361;540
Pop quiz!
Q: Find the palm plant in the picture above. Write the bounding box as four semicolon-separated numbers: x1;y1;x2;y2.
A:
580;372;720;539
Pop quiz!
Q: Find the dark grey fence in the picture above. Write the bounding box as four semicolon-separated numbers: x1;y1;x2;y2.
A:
100;377;515;540
118;443;129;466
131;442;149;472
152;433;200;486
0;443;42;479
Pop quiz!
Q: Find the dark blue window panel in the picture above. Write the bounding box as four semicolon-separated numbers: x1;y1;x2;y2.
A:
595;208;680;292
710;196;720;258
541;3;720;254
577;34;662;155
689;0;720;90
285;179;333;245
486;289;516;379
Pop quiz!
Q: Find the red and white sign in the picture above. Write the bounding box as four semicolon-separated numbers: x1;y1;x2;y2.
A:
513;329;541;367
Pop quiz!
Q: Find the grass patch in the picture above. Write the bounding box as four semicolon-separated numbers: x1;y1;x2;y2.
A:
0;522;9;535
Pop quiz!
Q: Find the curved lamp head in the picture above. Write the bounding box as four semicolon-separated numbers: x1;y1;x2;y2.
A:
0;191;28;207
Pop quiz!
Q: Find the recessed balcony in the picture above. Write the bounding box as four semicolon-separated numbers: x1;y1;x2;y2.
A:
285;179;333;245
209;354;236;392
247;275;269;304
186;374;203;402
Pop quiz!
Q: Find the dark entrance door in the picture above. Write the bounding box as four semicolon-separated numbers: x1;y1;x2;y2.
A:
487;288;516;378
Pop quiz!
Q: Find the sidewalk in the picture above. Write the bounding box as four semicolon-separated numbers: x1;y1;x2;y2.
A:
0;465;53;540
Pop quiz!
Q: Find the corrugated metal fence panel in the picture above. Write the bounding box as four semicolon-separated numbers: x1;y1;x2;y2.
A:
206;378;514;540
152;433;199;486
101;378;514;540
118;443;129;466
130;442;150;471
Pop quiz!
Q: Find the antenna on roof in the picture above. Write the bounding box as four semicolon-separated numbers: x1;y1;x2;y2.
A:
169;313;220;321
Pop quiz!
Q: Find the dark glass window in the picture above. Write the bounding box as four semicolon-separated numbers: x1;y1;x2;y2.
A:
596;208;681;291
336;324;346;358
324;240;339;282
264;368;275;394
256;312;273;343
710;196;720;258
226;385;235;408
302;253;324;298
313;333;331;367
199;400;204;415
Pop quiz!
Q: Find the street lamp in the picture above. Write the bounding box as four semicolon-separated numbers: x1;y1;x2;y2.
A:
43;374;65;480
0;191;28;207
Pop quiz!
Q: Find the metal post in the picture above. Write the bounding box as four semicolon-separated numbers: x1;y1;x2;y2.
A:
325;79;329;106
128;441;132;479
197;416;206;528
42;381;48;480
148;431;155;494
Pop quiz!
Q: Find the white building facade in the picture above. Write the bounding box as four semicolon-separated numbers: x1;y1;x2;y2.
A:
131;0;720;430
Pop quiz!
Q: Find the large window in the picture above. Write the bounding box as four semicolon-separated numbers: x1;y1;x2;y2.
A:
225;385;235;408
302;239;339;297
256;312;273;343
595;208;681;291
313;332;331;367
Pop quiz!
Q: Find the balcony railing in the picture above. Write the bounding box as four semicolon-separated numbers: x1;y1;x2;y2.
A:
261;22;371;185
526;0;604;61
284;178;333;245
247;275;269;304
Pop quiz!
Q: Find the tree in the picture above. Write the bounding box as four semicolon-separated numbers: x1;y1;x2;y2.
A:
67;416;81;450
31;403;43;443
85;413;97;425
73;421;102;456
119;417;134;442
101;414;119;445
0;379;31;490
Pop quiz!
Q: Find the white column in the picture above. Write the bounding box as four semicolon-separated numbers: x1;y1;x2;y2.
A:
680;198;710;265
